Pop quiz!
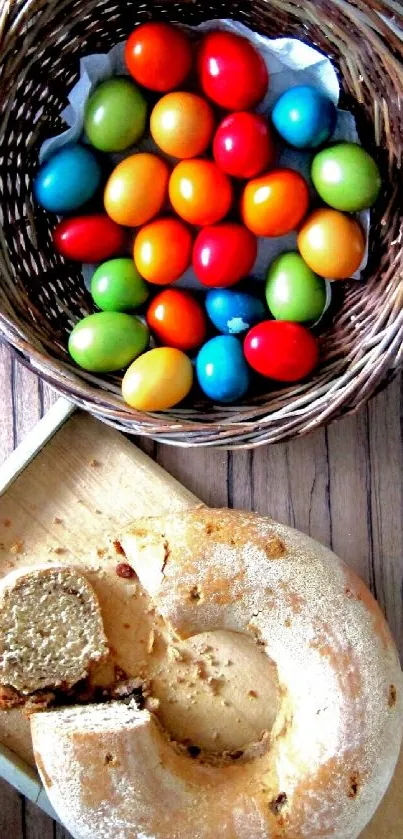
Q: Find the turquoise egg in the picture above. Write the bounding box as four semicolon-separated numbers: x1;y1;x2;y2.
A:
272;85;337;150
196;336;250;403
205;288;265;335
34;144;102;213
68;311;149;372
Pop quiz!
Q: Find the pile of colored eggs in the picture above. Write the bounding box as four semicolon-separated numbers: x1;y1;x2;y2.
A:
34;22;382;411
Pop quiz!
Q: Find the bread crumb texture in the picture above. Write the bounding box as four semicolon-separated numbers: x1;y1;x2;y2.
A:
10;540;24;555
0;565;108;693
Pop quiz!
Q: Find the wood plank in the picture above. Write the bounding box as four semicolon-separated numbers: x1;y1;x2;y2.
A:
136;436;157;459
0;777;23;837
230;431;332;549
24;799;54;839
327;409;372;584
157;445;229;508
54;826;74;839
0;341;14;460
368;379;403;649
12;361;42;446
40;381;59;415
325;379;403;655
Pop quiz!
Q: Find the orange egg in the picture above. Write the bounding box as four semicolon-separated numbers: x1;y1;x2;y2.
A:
122;347;193;410
146;288;207;350
297;208;366;279
104;153;170;227
150;92;215;159
134;217;193;285
169;159;233;226
241;169;310;237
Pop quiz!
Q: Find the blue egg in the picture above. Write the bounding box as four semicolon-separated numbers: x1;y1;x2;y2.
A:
271;85;337;150
196;336;250;403
34;144;102;213
206;288;265;335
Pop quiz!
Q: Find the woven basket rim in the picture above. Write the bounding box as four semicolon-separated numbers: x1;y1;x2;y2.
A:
0;0;403;448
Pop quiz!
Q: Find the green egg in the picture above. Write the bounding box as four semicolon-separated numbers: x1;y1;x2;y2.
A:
311;142;381;212
84;78;147;153
265;252;327;323
91;258;149;312
68;311;149;372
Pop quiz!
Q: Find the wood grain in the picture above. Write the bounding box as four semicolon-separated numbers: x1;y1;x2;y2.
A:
0;776;23;837
24;799;54;839
0;341;402;839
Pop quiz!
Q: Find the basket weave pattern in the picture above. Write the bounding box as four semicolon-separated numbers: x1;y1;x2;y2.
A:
0;0;402;447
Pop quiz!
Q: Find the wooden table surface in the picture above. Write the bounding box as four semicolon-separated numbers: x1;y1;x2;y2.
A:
0;340;402;839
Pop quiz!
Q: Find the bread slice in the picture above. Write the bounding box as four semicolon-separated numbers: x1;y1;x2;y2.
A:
30;699;264;839
0;565;108;700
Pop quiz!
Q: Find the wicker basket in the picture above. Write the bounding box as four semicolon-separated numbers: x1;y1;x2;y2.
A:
0;0;402;448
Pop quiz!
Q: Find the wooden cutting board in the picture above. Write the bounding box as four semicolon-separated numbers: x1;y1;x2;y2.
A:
0;402;401;838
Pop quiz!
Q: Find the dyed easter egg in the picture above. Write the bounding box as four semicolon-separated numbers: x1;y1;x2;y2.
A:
34;144;102;213
53;215;125;262
244;320;319;382
68;312;149;372
84;78;147;152
104;154;170;228
205;288;265;334
193;223;257;288
271;85;337;149
196;335;250;403
134;218;192;285
147;289;206;350
169;160;233;227
213;112;275;179
197;31;268;111
311;143;382;212
265;252;327;322
150;92;215;159
241;169;310;237
91;259;149;312
297;208;366;279
122;347;193;410
125;23;192;93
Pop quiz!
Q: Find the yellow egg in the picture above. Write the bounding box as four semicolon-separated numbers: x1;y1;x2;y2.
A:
122;347;193;411
104;153;170;227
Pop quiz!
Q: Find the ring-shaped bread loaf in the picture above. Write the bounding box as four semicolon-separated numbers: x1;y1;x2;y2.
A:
31;509;403;839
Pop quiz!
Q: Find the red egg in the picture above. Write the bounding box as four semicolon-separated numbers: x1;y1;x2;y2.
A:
197;31;268;111
125;22;192;92
244;321;319;382
193;223;257;288
213;112;275;178
53;215;125;262
147;288;207;351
